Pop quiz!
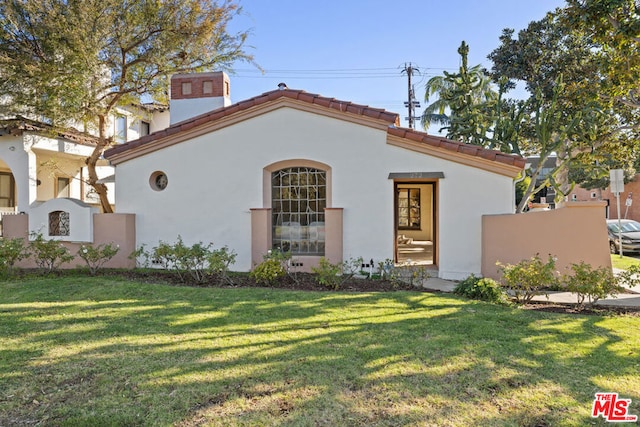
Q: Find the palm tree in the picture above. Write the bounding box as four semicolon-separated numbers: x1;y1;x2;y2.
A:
421;41;497;144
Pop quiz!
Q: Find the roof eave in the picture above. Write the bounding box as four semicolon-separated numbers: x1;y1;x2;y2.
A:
387;128;525;178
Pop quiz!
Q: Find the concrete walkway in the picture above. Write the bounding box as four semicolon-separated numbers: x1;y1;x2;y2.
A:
422;274;640;309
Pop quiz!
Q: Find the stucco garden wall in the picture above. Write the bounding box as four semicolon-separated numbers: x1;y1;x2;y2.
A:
3;213;135;269
481;201;611;280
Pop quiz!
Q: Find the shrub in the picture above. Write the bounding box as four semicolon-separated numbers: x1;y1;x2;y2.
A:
171;238;212;283
129;244;151;269
497;254;558;304
148;236;237;284
563;262;624;310
77;243;120;275
133;238;238;284
207;246;237;285
377;259;394;280
616;264;640;290
250;249;290;286
28;233;74;273
311;256;366;290
151;240;176;271
454;274;510;305
0;237;28;276
404;264;431;286
312;257;344;290
387;261;431;287
151;237;210;283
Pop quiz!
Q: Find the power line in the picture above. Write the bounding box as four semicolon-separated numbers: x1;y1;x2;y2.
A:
233;66;457;73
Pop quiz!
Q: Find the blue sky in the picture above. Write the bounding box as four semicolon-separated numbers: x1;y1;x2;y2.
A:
228;0;566;130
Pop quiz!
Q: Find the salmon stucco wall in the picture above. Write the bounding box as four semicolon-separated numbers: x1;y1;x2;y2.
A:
482;201;611;280
3;213;135;269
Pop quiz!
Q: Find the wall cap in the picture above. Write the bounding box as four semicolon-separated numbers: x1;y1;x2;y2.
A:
564;201;608;208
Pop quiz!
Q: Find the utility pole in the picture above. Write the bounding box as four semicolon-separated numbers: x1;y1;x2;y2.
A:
402;63;421;129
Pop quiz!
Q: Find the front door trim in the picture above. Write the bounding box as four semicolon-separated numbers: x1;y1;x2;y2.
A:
388;172;444;180
392;178;439;267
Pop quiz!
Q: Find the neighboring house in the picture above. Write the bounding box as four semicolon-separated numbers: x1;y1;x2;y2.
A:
525;155;557;208
0;117;103;215
570;177;640;221
105;73;525;280
0;102;168;235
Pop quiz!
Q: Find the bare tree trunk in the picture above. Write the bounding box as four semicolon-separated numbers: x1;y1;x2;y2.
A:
86;115;113;213
554;147;571;208
516;159;545;213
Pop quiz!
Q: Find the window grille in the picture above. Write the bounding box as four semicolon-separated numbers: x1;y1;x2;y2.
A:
272;167;326;255
49;211;70;236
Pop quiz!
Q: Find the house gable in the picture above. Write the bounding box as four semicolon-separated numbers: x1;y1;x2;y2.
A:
105;89;399;165
104;88;525;178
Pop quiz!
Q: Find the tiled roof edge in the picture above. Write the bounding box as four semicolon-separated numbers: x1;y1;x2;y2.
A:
387;127;526;169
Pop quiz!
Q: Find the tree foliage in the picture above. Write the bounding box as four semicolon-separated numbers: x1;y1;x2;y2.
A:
421;41;498;145
488;5;639;198
563;0;640;109
0;0;253;212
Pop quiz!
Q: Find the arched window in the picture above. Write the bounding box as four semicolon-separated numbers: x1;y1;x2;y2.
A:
272;167;326;255
49;210;70;236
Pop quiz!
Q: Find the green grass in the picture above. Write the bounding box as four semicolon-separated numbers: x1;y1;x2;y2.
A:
1;276;640;426
611;253;640;270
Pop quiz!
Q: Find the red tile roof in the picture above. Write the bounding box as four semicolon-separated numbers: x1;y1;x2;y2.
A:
104;88;525;171
0;116;99;146
387;127;526;169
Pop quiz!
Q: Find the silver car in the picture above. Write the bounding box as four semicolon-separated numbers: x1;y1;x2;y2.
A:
607;219;640;254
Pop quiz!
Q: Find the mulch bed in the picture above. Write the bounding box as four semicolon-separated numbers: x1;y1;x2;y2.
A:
116;270;640;316
11;269;640;317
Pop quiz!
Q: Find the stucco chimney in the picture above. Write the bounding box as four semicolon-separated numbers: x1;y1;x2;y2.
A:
169;71;231;125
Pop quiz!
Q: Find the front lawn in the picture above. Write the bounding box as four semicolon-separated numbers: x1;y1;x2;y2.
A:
1;276;639;426
611;253;640;270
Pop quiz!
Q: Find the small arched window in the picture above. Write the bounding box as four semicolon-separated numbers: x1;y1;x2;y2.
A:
49;210;70;236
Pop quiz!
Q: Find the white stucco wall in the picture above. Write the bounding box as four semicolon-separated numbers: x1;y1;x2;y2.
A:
29;198;98;242
0;134;38;212
169;97;230;125
114;107;515;279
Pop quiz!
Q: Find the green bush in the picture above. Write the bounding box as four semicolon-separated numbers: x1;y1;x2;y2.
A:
386;261;431;287
129;244;151;269
616;264;640;289
454;274;510;305
312;257;344;290
0;237;28;276
151;236;212;283
497;254;558;304
250;249;290;286
147;237;237;284
207;246;237;285
311;256;366;290
563;262;623;310
28;233;74;273
77;243;120;275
